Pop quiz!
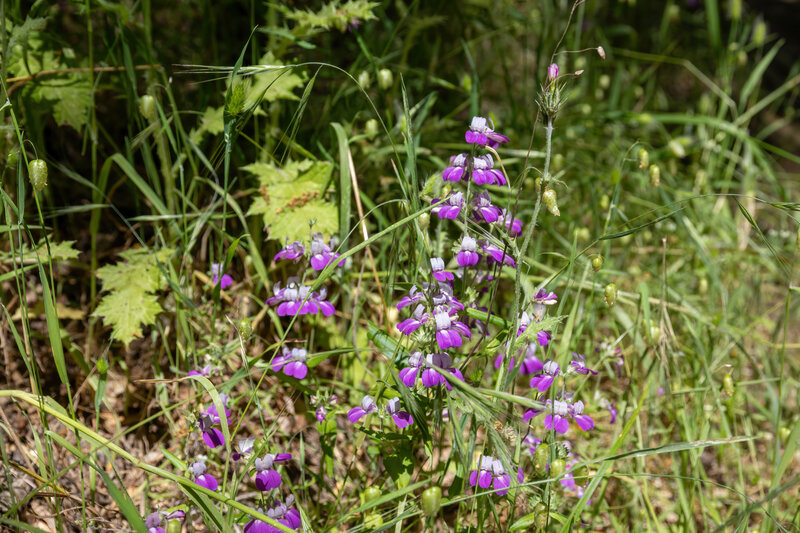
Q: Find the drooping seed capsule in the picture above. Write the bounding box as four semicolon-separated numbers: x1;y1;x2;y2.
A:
378;68;393;90
543;189;560;216
363;486;382;503
365;118;378;138
637;148;649;169
418;212;430;230
779;426;792;446
752;19;767;46
604;283;617;307
698;277;709;296
28;159;48;192
592;255;604;272
597;46;606;60
421;486;442;516
534;443;550;478
357;70;371;89
139;94;156;120
649;164;661;187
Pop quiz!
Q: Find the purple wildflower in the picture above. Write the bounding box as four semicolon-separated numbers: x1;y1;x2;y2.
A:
312;394;337;422
524;398;594;434
547;63;559;81
188;364;214;377
397;304;428;336
494;352;515;370
434;310;471;350
244;496;301;532
481;241;516;268
254;453;291;491
145;513;165;533
457;235;480;267
232;436;256;461
399;352;464;390
468;456;520;495
348;395;378;424
432;192;464;220
267;279;335;317
309;232;341;271
569;352;597;375
271;347;309;379
472;154;507;185
211;263;233;290
497;209;523;237
430;257;454;282
273;241;305;263
385;397;414;429
443;153;468;182
529;360;560;392
472;192;502;223
521;352;544;375
198;412;225;449
191;461;218;491
607;401;617;424
465;116;510;148
523;434;542;455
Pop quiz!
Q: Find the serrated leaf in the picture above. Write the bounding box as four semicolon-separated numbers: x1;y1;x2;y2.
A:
30;74;92;130
8;16;47;53
93;289;163;345
246;160;338;242
286;0;379;33
199;105;224;136
94;248;173;346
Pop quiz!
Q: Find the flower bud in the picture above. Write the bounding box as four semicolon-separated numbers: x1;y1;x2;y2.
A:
730;0;742;20
543;189;560;216
378;68;393;90
534;443;550;478
418;212;430;230
698;277;709;296
604;283;617;307
139;94;156;120
637;148;649;169
649;164;660;187
365;118;379;138
547;63;559;81
550;459;566;479
597;46;606;60
592;255;604;272
421;486;442;516
667;4;680;22
534;177;543;194
357;70;370;89
460;74;472;92
28;159;48;192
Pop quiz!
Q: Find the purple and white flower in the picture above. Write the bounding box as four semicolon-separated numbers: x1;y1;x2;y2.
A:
271;347;309;379
309;232;341;271
399;352;464;390
348;395;378;424
529;360;560;392
481;241;516;268
456;235;480;267
465;116;510;148
432;192;464;220
254;453;291;491
442;153;468;182
191;461;218;491
472;154;506;185
385;397;414;429
267;279;335;317
472;192;502;223
232;436;256;461
497;209;523;237
569;352;597;376
273;241;305;263
468;455;521;495
430;257;454;282
211;263;233;290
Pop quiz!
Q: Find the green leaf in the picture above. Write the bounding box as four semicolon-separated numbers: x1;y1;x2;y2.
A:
246;159;338;242
8;16;47;53
384;441;414;489
244;52;305;107
93;248;173;345
30;74;92;130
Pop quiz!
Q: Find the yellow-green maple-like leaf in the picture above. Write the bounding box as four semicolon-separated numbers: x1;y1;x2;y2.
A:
244;52;305;108
93;248;173;346
246;160;338;243
93;289;163;345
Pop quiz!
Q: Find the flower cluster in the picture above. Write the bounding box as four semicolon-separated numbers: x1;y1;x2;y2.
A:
468;455;523;495
347;394;414;430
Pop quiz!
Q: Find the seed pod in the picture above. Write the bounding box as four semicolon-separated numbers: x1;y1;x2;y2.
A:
637;148;649;169
534;177;543;193
139;94;156;120
779;426;792;446
649;164;660;187
421;486;442;516
378;68;393;90
596;46;606;60
363;486;382;503
647;320;661;344
752;19;767;47
731;0;742;20
543;189;560;216
418;212;430;230
550;459;566;479
698;277;709;296
722;373;735;397
357;70;371;89
534;443;550;478
604;283;617;307
28;159;48;192
533;502;548;529
365;118;378;138
237;318;252;342
592;255;604;272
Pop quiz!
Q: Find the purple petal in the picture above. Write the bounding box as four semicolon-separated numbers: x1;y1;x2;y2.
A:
469;470;479;487
195;474;218;491
392;411;414;429
555;416;570;434
478;470;493;489
202;428;225;449
494;474;510;495
574;414;595;431
348;407;366;424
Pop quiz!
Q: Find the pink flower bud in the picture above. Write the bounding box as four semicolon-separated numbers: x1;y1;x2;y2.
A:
547;63;559;80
